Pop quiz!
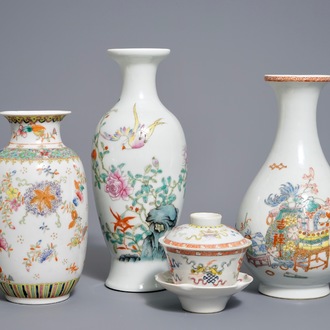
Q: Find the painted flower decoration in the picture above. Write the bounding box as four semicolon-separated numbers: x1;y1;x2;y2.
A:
24;181;62;216
9;198;21;212
110;208;135;233
105;170;132;200
0;234;8;251
6;187;19;201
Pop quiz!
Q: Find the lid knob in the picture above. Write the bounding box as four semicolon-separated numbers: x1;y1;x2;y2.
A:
190;212;222;226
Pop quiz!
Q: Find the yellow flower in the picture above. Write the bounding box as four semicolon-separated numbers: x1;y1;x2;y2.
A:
6;187;19;201
284;214;298;227
283;240;296;252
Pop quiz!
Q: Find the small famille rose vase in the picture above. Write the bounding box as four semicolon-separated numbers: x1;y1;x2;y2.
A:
0;111;88;304
236;75;330;299
92;48;187;292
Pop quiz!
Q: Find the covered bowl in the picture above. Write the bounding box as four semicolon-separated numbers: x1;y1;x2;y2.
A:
159;212;251;287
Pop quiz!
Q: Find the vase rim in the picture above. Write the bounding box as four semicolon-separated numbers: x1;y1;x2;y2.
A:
107;48;170;57
0;110;71;116
264;75;330;82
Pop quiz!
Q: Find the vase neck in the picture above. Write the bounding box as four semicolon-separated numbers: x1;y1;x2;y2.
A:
108;49;170;103
1;111;69;149
269;81;327;163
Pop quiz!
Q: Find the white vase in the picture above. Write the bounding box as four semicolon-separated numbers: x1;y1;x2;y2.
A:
92;48;187;292
236;75;330;299
0;110;88;304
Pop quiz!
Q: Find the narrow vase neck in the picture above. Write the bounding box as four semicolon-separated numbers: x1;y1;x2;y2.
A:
108;49;170;103
1;111;69;149
120;63;159;102
269;81;327;164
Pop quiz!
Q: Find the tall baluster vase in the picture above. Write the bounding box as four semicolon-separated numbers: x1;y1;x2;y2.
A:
92;48;187;292
0;110;88;304
236;75;330;299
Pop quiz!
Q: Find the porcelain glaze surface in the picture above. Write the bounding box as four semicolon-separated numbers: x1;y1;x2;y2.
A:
160;213;251;287
92;48;187;292
0;111;88;304
155;271;253;313
237;75;330;299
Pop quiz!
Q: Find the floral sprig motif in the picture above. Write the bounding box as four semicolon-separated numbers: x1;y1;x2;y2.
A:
66;262;79;274
61;165;88;249
100;159;185;258
23;240;58;272
37;165;59;178
0;171;24;230
12;123;57;143
0;267;14;283
0;230;13;257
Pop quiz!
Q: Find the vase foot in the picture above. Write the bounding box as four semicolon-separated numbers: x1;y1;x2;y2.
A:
258;283;330;299
5;294;70;305
105;259;167;292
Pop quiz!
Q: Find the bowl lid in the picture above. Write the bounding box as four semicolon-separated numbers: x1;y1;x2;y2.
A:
162;212;251;251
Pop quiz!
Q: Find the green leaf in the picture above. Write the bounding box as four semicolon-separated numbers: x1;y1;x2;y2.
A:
145;165;152;173
134;234;143;242
142;185;150;193
155;187;163;194
100;173;108;182
168;194;177;204
127;171;134;178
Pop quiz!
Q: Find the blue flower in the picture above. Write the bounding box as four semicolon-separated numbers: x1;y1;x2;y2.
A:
39;249;53;263
73;197;79;206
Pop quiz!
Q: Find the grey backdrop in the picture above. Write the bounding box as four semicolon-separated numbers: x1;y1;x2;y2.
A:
1;1;330;329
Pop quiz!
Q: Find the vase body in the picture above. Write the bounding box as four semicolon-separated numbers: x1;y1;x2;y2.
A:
237;75;330;299
92;48;187;292
0;111;88;304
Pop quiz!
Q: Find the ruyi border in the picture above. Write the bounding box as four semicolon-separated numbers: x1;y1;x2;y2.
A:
264;75;330;82
0;278;79;299
4;114;67;124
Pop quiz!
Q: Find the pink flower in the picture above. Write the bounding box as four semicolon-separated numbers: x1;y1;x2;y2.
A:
105;170;132;200
10;199;21;212
0;235;8;251
76;190;83;202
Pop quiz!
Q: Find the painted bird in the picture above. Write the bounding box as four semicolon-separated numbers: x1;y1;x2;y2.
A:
101;104;165;150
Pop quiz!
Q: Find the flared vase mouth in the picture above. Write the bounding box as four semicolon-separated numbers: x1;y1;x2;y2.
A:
107;48;170;57
0;110;71;116
0;110;70;124
264;75;330;82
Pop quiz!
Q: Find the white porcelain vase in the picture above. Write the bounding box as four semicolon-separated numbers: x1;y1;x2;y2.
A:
92;48;187;292
0;111;88;304
236;75;330;299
